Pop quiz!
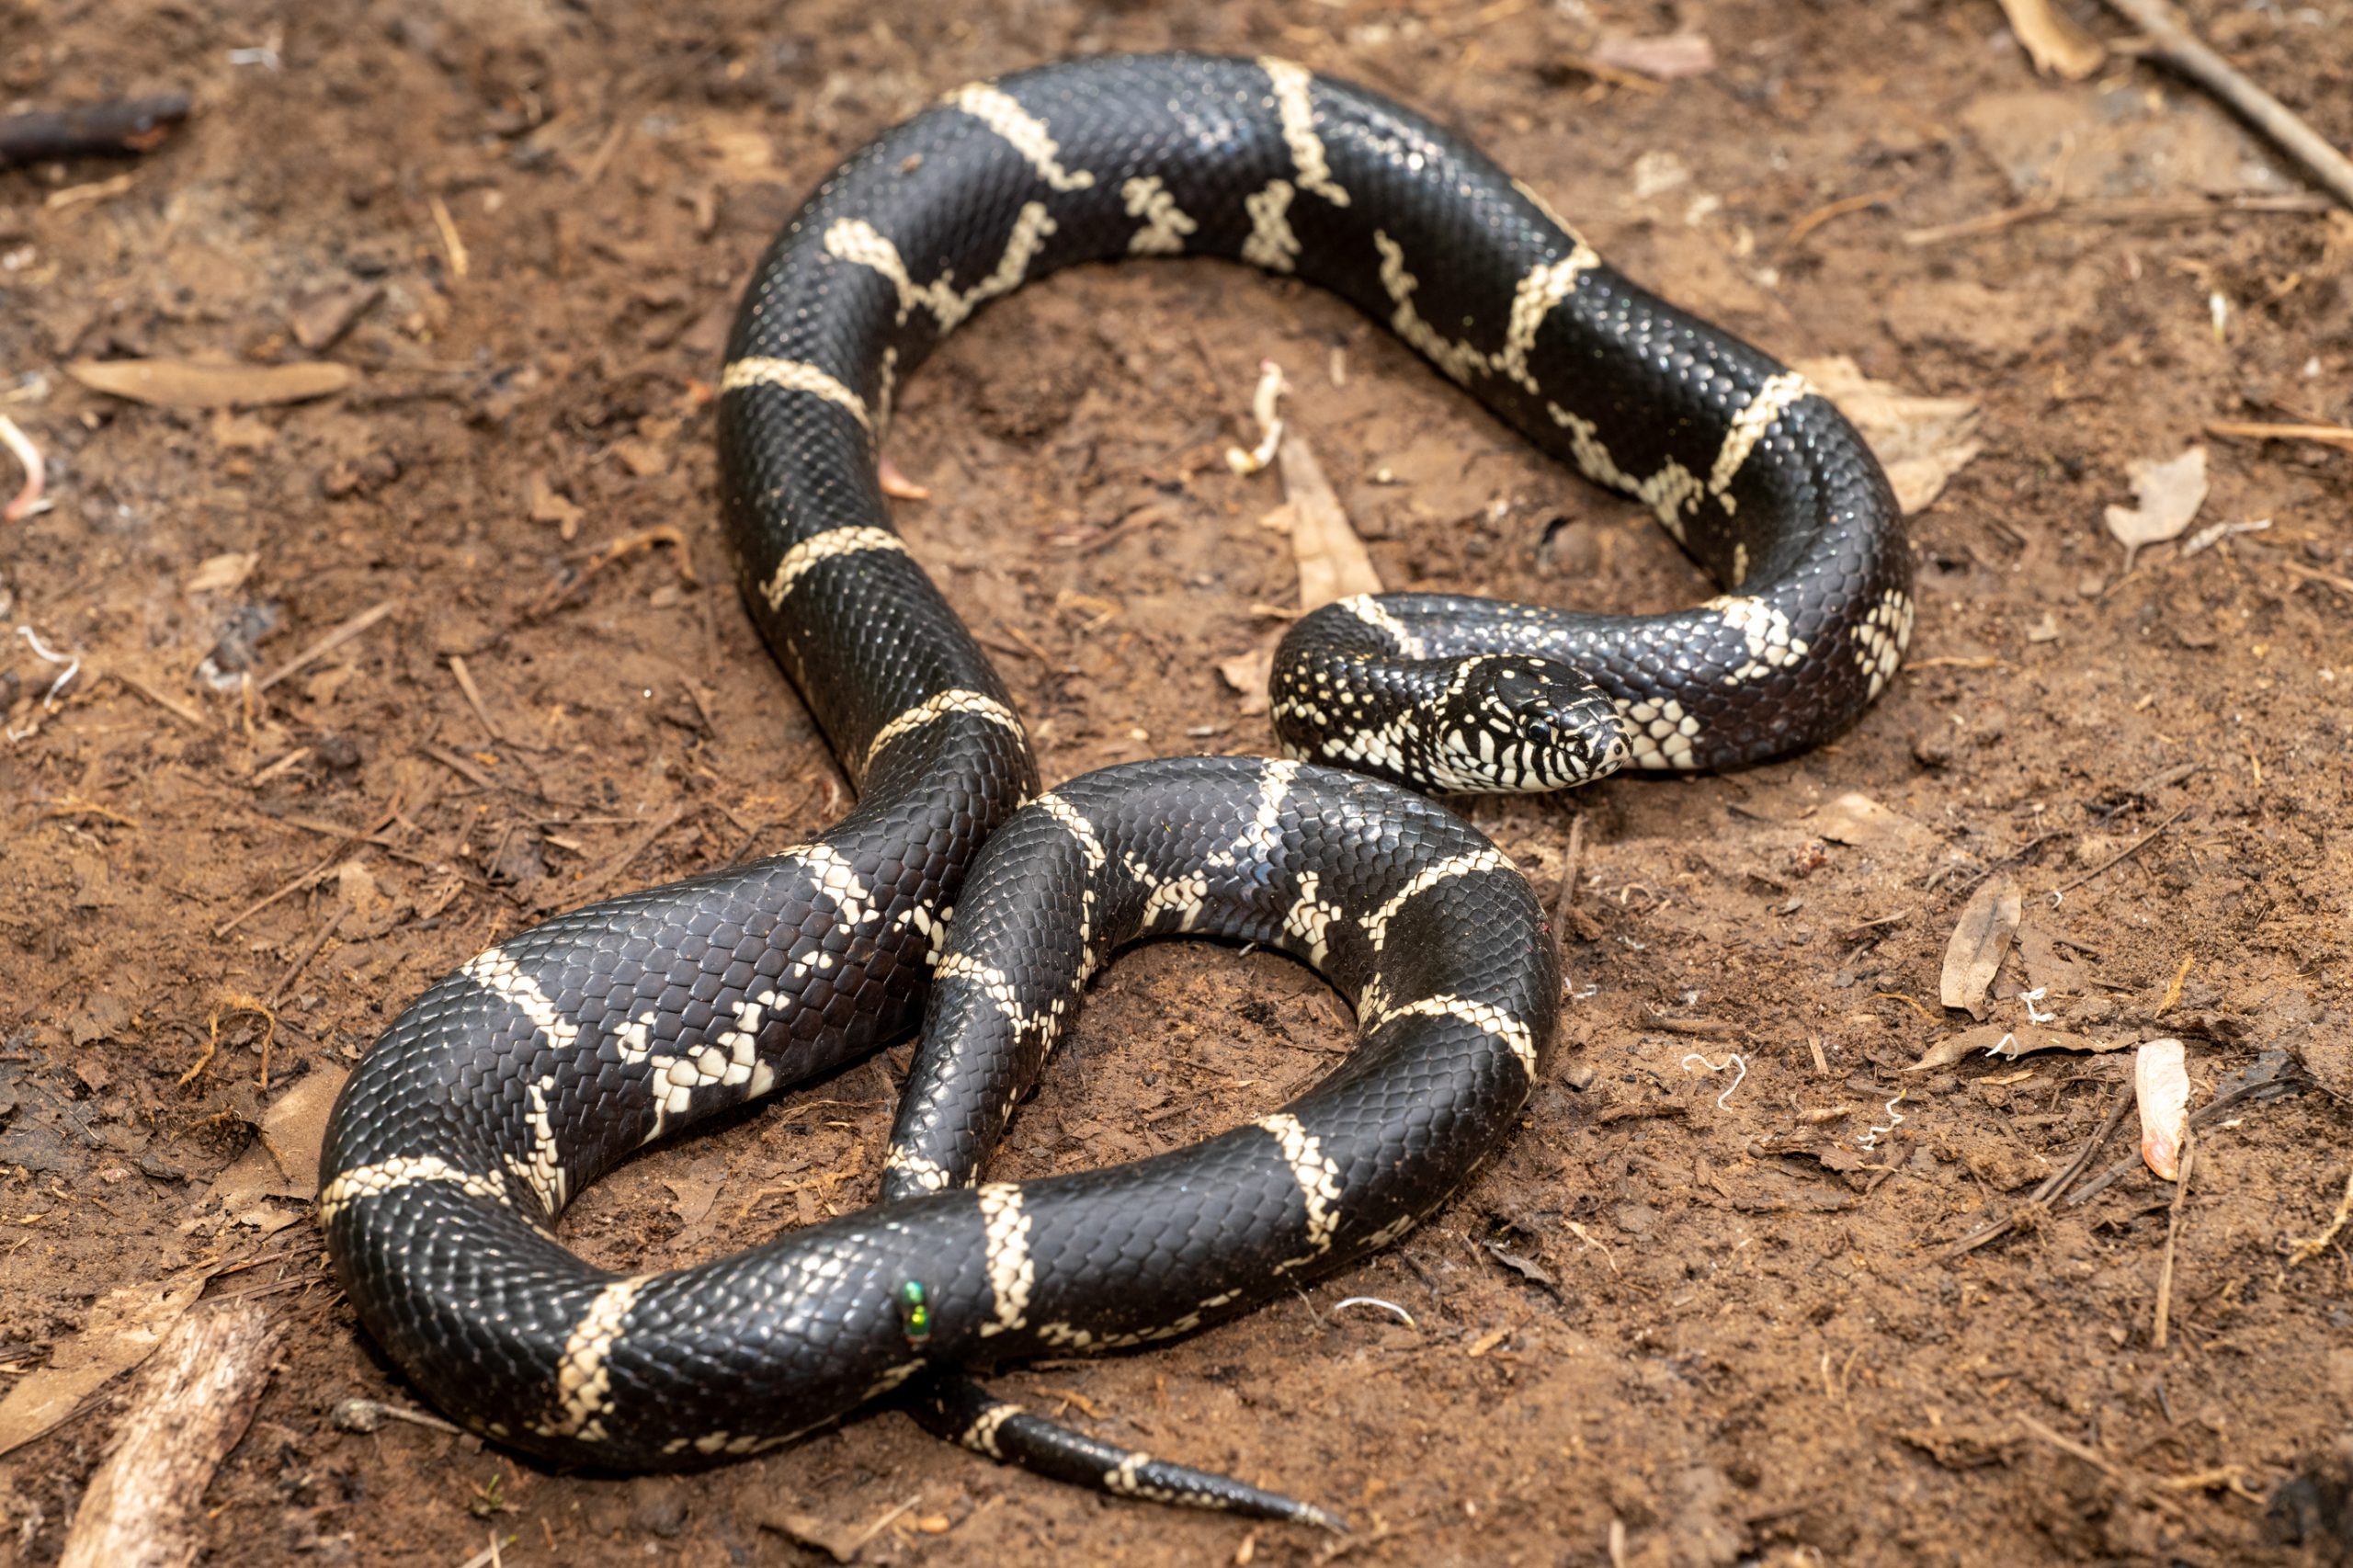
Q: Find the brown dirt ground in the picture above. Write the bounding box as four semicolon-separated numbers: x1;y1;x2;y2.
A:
4;1;2351;1563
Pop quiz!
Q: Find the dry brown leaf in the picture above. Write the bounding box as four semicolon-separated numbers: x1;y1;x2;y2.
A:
1589;32;1717;80
256;1065;347;1193
1218;647;1273;716
1275;434;1381;612
67;358;356;410
2016;922;2092;997
1908;1021;2134;1072
2137;1037;2189;1180
1792;356;1984;515
1815;790;1934;852
0;1270;210;1458
1995;0;2107;79
2105;445;2208;571
287;281;383;351
1940;873;2021;1018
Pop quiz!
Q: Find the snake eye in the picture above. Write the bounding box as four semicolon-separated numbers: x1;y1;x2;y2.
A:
1523;715;1555;745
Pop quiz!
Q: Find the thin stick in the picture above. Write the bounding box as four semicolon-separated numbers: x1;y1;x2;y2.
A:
427;196;470;281
103;667;206;729
418;742;499;791
1936;1085;2132;1259
1787;188;1898;245
447;655;505;745
1903;191;2330;244
2016;1415;2185;1515
2204;418;2353;455
574;805;693;896
212;799;400;937
2285;1170;2353;1267
265;903;347;1013
2052;806;2190;894
2282;561;2353;599
2153;1126;2196;1347
254;600;397;692
0;95;190;168
2098;0;2353;211
1552;811;1587;929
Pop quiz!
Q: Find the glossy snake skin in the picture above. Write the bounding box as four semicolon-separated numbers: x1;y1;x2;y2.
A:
319;52;1910;1526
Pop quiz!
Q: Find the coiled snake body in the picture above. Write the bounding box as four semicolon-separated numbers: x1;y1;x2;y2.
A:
319;53;1910;1522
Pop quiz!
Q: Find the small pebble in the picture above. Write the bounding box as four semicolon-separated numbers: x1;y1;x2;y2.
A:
1562;1063;1597;1092
331;1398;386;1434
313;733;363;772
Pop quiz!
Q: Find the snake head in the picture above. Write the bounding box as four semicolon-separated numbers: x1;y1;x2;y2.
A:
1433;659;1628;792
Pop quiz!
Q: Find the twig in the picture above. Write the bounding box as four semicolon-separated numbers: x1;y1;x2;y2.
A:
447;655;504;745
2066;1062;2296;1206
2016;1415;2184;1515
2204;418;2353;455
2285;1170;2353;1268
1935;1084;2133;1259
0;94;190;168
2052;806;2190;894
254;600;397;692
1902;191;2328;244
264;903;347;1013
1552;810;1586;930
2280;560;2353;599
104;667;206;729
1787;188;1898;245
418;743;499;791
574;804;694;896
2153;1126;2195;1347
2097;0;2353;212
426;195;469;281
212;798;401;937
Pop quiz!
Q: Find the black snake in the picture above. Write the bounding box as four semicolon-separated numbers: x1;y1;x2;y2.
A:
318;53;1911;1526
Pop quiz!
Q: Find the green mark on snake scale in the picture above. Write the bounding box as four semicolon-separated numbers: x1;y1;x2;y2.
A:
897;1279;932;1347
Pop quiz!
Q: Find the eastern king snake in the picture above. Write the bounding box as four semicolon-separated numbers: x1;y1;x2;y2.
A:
318;53;1911;1525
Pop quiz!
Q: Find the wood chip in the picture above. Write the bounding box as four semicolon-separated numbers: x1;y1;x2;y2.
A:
2136;1037;2189;1181
58;1302;283;1568
66;358;357;410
